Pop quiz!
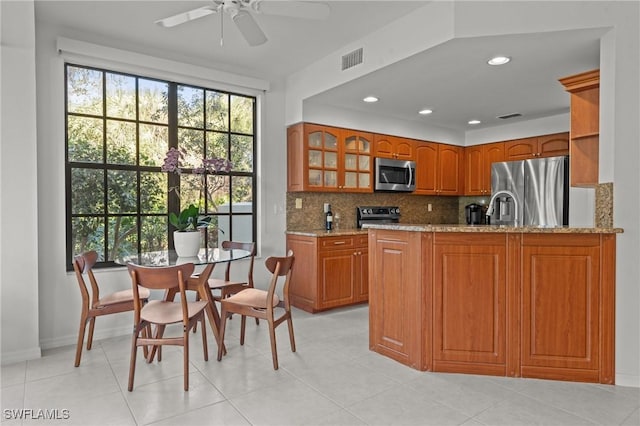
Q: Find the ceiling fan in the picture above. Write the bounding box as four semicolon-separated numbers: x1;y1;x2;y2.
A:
155;0;331;47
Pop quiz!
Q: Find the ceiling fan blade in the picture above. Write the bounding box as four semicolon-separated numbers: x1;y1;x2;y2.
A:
252;0;330;20
155;5;218;28
232;10;268;46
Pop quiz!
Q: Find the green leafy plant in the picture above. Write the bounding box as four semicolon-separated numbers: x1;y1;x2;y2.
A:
168;204;212;232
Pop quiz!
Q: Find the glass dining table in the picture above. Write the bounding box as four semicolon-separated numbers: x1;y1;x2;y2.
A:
116;247;252;359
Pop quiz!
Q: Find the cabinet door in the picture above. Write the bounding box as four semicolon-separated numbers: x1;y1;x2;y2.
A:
521;234;601;382
286;235;319;312
437;144;463;195
395;137;415;160
414;142;438;194
342;131;373;192
368;230;423;369
373;134;397;159
482;142;504;192
505;137;538;160
464;145;484;195
537;132;569;158
319;248;356;309
305;124;339;191
433;233;507;375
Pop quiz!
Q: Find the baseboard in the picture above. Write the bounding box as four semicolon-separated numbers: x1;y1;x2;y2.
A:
39;325;132;351
1;346;42;366
615;373;640;388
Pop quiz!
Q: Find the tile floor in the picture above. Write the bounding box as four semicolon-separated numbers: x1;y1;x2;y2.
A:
2;305;639;425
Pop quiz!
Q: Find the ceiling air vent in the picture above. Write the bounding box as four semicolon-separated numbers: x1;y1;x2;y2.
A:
342;48;363;71
497;113;523;120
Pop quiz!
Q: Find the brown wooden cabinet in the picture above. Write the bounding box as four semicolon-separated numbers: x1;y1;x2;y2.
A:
520;233;615;383
368;229;425;370
464;142;504;195
374;134;415;160
504;132;569;161
287;233;368;312
414;142;464;195
287;123;373;193
559;69;600;187
432;233;509;376
368;229;616;384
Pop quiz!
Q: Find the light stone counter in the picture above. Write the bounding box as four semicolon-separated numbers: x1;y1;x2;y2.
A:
286;224;623;236
363;223;623;234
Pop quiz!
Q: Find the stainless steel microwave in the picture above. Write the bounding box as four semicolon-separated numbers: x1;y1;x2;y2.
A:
374;157;416;192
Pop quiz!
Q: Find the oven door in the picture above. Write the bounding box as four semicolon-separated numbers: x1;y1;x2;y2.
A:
374;158;416;192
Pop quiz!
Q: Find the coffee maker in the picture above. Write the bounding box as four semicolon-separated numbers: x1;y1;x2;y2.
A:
465;203;486;225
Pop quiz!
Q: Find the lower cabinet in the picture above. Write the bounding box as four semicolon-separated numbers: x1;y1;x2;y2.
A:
368;230;616;384
287;234;368;313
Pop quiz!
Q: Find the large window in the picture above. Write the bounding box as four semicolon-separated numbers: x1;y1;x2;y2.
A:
65;64;256;269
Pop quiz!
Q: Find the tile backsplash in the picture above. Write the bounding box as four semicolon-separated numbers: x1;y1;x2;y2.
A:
286;192;461;230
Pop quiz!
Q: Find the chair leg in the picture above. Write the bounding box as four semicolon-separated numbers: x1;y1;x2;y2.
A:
240;315;246;346
287;314;296;353
74;314;88;367
86;317;96;350
183;331;190;391
200;315;208;361
128;326;140;392
217;306;228;362
268;319;279;370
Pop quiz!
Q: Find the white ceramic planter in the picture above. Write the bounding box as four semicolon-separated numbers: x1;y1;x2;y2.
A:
173;230;201;257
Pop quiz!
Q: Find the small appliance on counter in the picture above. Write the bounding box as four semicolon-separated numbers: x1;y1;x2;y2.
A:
356;206;401;228
465;203;486;225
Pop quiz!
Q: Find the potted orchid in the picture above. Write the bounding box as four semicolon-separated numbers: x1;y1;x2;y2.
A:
161;147;232;256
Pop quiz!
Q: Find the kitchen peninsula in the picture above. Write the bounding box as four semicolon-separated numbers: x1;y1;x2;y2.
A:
366;223;622;384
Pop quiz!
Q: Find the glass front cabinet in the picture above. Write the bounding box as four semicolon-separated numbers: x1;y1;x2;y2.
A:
287;123;372;193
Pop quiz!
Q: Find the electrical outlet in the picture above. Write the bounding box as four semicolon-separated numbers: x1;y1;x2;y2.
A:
295;198;302;209
428;203;433;212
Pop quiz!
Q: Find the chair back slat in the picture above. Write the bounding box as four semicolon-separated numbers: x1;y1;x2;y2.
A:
127;263;195;290
220;241;256;284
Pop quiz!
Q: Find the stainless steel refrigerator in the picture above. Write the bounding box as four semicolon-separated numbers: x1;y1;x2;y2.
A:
487;155;569;227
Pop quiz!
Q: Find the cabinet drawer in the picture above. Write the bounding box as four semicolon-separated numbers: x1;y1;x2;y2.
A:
319;236;357;251
355;235;369;247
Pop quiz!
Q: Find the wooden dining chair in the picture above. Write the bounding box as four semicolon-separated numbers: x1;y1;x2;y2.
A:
127;262;208;391
217;250;295;370
208;241;259;324
72;250;151;367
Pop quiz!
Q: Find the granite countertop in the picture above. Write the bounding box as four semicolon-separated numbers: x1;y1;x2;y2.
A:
286;228;368;237
286;224;623;236
362;223;624;234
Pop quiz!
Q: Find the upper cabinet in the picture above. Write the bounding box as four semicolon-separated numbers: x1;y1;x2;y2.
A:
287;123;372;193
374;134;415;160
504;132;569;161
559;69;600;187
414;142;464;195
464;142;504;195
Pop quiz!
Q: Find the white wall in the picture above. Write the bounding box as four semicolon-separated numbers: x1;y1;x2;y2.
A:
20;20;288;352
287;1;640;387
0;0;42;364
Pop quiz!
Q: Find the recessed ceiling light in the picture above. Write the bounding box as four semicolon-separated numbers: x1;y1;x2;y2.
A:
418;109;433;115
363;96;379;103
487;56;511;66
468;119;481;125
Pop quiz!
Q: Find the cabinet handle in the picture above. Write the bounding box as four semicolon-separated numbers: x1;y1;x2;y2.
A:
333;241;346;245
